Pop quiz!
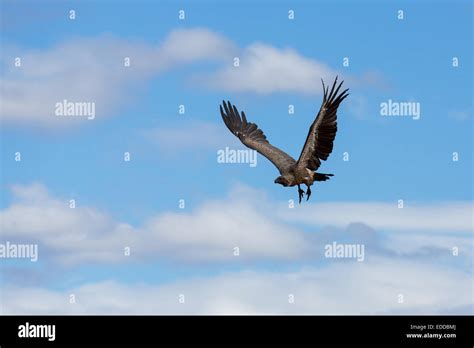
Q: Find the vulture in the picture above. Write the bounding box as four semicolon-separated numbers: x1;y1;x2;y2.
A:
220;76;349;203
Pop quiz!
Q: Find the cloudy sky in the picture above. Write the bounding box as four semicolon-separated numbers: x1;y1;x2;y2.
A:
0;0;472;314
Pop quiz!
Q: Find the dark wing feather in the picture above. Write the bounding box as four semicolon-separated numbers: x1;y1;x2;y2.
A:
220;101;296;174
296;77;349;170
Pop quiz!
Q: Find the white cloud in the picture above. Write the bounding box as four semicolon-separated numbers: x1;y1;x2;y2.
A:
1;28;235;127
1;183;472;268
142;121;241;154
384;233;472;255
202;43;338;95
2;28;384;128
2;183;472;314
0;183;311;265
157;28;236;65
1;183;129;262
2;258;471;314
143;198;310;262
199;43;386;95
277;201;473;233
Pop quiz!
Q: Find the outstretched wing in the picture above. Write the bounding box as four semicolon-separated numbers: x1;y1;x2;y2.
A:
220;101;296;174
296;77;349;171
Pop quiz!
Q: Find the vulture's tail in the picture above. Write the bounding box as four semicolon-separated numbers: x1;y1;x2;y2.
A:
313;172;334;181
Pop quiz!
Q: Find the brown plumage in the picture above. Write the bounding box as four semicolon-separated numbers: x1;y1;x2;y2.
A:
220;77;349;203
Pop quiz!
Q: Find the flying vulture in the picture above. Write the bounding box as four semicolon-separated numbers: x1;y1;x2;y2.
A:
220;76;349;203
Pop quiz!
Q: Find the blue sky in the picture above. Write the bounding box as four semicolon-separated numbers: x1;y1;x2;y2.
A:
0;0;472;314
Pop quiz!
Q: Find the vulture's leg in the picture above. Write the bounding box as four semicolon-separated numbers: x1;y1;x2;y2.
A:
297;185;305;204
306;185;312;201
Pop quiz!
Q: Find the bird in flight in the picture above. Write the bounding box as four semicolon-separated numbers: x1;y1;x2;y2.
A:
220;76;349;203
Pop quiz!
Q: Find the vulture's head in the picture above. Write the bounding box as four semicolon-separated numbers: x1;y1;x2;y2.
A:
274;176;290;187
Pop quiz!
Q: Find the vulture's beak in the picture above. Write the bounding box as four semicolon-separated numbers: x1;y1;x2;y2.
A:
274;177;286;186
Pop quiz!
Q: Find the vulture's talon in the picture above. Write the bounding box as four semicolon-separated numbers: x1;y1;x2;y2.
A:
298;186;305;204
